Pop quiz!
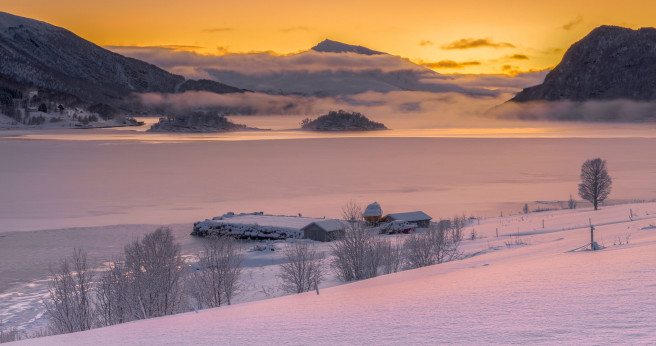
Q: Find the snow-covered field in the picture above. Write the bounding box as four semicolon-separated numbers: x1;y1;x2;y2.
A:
13;202;656;345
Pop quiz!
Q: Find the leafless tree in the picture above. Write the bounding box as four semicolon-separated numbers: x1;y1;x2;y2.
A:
95;257;131;326
278;241;325;294
122;227;186;320
330;201;383;281
44;248;94;334
403;222;461;270
0;319;23;343
578;158;612;210
378;239;404;275
189;235;243;309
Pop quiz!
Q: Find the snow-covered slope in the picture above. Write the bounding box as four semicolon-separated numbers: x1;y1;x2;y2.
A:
0;11;242;105
20;203;656;344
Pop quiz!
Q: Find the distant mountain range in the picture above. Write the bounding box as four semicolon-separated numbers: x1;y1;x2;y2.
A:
511;26;656;102
0;11;242;108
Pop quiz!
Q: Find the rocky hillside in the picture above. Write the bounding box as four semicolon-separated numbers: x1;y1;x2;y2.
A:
0;11;242;106
512;26;656;102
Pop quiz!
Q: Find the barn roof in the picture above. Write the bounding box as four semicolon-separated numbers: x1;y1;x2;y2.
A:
210;214;327;230
302;219;345;232
363;202;383;217
385;211;432;222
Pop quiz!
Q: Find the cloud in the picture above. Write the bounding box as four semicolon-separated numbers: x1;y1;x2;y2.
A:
203;27;234;33
561;15;583;31
108;45;432;75
419;40;434;46
507;54;529;60
420;60;481;69
280;26;311;33
443;70;549;93
137;90;513;128
441;38;515;50
489;99;656;122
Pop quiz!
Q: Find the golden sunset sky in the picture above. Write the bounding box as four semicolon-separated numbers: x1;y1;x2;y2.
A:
2;0;654;74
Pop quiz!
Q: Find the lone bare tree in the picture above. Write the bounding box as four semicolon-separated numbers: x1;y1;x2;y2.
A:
578;158;612;210
44;249;94;334
278;241;324;294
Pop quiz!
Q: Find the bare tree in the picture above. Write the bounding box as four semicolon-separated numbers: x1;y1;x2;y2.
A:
122;227;186;320
330;225;381;281
189;235;243;309
0;319;23;343
330;201;383;281
378;239;404;275
278;241;325;294
578;158;612;210
44;249;94;334
403;222;461;270
95;257;131;326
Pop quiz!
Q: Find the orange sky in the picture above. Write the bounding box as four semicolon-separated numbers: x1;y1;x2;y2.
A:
2;0;655;74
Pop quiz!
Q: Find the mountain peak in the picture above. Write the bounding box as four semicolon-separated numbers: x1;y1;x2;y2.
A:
311;39;384;55
511;25;656;102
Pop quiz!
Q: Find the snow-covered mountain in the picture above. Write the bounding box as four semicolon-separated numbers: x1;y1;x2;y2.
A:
201;41;492;96
0;11;242;106
111;39;495;97
311;39;384;55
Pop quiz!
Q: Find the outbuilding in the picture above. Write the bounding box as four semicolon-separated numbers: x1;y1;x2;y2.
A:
302;219;345;242
383;211;432;228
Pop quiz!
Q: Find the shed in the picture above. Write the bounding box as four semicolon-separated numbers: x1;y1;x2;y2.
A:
302;219;345;242
384;211;432;228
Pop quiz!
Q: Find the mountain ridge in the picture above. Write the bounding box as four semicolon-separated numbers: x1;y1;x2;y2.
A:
511;25;656;102
0;11;243;108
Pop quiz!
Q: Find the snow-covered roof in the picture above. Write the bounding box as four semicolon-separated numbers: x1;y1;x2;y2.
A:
363;202;383;217
209;214;330;230
302;219;345;233
385;211;432;222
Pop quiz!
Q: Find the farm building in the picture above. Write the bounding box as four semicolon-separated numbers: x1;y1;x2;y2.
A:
383;211;432;228
192;212;344;241
363;201;383;223
302;219;346;242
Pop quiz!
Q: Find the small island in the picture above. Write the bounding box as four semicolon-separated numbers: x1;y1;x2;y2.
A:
147;111;249;133
300;110;387;131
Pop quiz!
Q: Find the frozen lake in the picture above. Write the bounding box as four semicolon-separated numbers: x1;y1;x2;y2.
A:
1;120;656;233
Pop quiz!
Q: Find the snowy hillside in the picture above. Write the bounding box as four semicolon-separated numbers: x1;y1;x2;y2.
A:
19;203;656;344
0;11;242;106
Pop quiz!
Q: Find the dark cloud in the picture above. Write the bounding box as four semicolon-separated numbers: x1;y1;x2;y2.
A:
420;60;481;69
508;54;529;60
561;15;583;31
203;27;234;33
280;26;311;33
419;40;434;46
441;38;515;50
